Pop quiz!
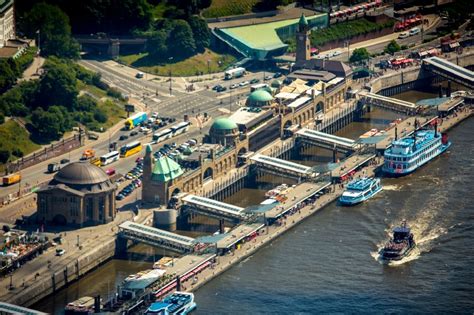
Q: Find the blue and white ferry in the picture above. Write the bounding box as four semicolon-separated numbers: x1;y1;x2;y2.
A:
146;292;196;315
383;129;451;176
339;177;382;206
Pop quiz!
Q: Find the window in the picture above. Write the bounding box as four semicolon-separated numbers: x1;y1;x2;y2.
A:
86;198;93;220
70;196;79;217
99;197;105;221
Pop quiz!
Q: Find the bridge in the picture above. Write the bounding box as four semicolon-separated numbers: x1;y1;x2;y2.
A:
250;153;317;179
295;128;356;153
74;36;147;58
423;57;474;89
359;91;419;114
181;194;247;222
119;221;195;253
0;302;47;315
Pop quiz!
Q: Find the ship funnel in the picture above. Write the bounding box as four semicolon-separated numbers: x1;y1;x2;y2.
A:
434;120;438;137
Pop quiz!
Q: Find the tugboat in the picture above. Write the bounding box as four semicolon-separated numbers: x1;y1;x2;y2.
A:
379;220;416;261
339;177;382;206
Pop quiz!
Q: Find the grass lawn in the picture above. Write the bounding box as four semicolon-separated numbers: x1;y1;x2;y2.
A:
202;0;261;18
118;49;238;77
0;120;41;167
96;99;127;131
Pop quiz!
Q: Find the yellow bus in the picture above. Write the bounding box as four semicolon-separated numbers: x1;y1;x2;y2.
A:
120;140;142;158
2;173;21;186
90;157;101;167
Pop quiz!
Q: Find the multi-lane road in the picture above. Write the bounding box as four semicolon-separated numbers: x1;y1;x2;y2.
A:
0;59;273;202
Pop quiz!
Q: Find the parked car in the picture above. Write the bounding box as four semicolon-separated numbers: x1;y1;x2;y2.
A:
119;135;128;141
409;27;420;36
264;75;273;81
56;249;66;256
250;78;260;84
273;72;283;78
212;84;222;91
239;81;250;87
332;50;342;57
230;83;239;89
217;86;227;92
60;159;70;164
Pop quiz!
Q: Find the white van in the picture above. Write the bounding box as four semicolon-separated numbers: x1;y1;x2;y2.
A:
409;27;420;36
135;72;144;78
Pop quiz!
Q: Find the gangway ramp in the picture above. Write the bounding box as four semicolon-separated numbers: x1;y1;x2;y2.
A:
182;195;246;221
359;91;418;114
119;221;195;253
296;128;356;152
423;57;474;89
250;153;316;179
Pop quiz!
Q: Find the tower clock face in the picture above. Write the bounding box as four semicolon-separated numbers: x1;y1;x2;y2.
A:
299;36;304;40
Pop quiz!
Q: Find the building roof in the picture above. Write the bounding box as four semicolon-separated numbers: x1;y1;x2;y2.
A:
247;89;273;104
211;117;238;131
54;162;110;185
0;0;13;15
288;69;336;82
295;59;352;78
151;156;184;183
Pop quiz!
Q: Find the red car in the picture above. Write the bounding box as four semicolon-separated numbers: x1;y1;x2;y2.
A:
106;168;116;176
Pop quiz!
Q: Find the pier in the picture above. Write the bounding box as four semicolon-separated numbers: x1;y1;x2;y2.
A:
358;91;419;115
181;194;247;222
423;57;474;89
295;128;356;152
250;153;316;179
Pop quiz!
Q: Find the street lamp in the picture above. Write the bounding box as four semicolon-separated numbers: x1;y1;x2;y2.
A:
168;57;173;96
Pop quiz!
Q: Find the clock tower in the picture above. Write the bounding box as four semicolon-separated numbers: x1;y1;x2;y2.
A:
295;13;311;64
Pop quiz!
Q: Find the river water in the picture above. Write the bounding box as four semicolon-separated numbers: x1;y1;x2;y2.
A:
34;88;474;314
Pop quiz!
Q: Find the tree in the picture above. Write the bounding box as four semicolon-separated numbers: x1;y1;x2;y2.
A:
0;150;10;164
31;106;72;140
0;60;17;93
93;109;107;123
0;113;4;124
39;58;78;109
384;40;401;55
147;30;168;57
166;20;196;58
188;16;210;52
349;48;370;63
22;3;79;58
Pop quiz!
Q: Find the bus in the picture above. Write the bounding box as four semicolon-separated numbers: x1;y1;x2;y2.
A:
152;128;173;143
250;83;269;92
224;67;245;80
170;121;190;137
100;150;120;166
120;141;142;158
2;173;21;186
90;157;102;167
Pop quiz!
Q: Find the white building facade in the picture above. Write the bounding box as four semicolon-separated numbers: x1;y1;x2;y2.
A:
0;0;14;48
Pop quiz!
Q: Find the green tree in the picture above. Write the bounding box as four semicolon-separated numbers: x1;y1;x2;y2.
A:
0;59;17;93
39;58;78;109
93;109;107;123
0;150;10;164
384;40;401;55
188;16;210;52
76;95;97;111
147;30;168;57
22;3;79;58
166;20;196;58
349;48;370;63
0;113;4;124
31;106;72;140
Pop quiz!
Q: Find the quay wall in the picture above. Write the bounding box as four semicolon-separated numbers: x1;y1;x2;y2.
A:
9;238;117;307
371;52;474;95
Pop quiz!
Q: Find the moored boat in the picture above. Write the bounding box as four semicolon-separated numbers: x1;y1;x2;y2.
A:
339;177;382;206
145;291;196;315
265;184;289;198
379;220;416;261
383;127;451;176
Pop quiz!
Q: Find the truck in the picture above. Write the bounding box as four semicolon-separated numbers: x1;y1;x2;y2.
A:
2;173;21;186
125;112;147;130
47;163;61;173
224;67;246;80
81;149;95;160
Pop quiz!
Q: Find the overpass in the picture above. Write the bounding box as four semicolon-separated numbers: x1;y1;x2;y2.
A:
295;128;356;152
423;57;474;89
359;91;419;114
181;194;247;222
74;36;147;58
250;153;317;179
119;221;195;253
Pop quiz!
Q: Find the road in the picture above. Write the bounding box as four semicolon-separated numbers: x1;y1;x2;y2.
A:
0;59;274;203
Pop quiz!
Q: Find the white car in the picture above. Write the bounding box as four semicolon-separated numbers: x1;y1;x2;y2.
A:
239;81;250;86
398;32;409;39
409;27;420;36
56;249;66;256
332;50;342;57
230;83;239;89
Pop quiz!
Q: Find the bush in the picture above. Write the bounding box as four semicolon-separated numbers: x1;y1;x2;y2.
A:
106;87;122;99
12;148;24;158
93;109;107;123
0;150;10;163
384;40;401;55
400;45;408;50
0;113;4;124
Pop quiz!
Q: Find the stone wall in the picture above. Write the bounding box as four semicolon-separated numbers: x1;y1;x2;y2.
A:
9;238;116;307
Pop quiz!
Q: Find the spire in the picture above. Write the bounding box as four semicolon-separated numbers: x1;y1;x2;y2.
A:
146;144;152;154
299;13;308;29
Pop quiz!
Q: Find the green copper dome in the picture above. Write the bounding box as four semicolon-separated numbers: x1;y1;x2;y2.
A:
151;156;183;183
247;89;273;106
211;117;238;130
